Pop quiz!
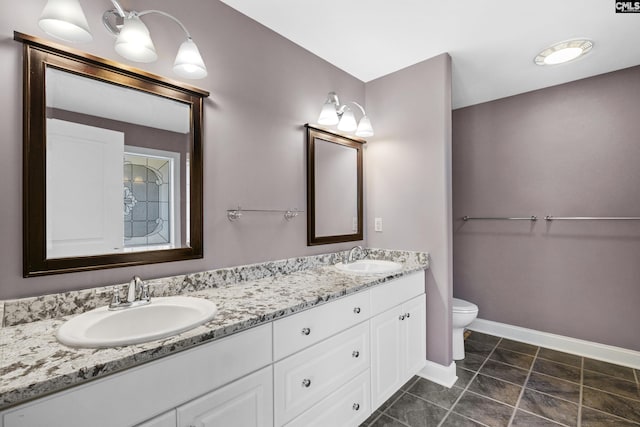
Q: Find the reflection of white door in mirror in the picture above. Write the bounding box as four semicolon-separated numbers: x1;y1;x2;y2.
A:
46;119;124;258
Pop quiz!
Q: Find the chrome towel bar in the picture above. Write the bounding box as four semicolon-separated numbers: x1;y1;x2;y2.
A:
544;216;640;221
462;216;537;221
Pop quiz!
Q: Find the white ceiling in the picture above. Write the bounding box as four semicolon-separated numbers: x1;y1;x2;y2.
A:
219;0;640;109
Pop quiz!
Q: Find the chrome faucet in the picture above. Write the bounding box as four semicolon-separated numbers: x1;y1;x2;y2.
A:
346;246;366;263
109;276;151;310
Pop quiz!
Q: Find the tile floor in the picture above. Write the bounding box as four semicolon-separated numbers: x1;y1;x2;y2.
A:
360;331;640;426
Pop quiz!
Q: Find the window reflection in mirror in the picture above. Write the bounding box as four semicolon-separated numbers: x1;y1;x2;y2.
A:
306;125;364;245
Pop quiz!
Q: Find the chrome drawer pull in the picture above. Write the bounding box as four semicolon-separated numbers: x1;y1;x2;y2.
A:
399;314;405;320
352;350;360;358
301;327;311;336
353;307;361;314
353;403;360;411
302;378;311;388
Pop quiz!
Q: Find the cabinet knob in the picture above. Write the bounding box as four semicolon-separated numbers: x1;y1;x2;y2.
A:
301;327;311;336
406;312;411;318
353;403;360;411
352;350;360;358
302;378;312;388
353;307;361;314
399;314;405;321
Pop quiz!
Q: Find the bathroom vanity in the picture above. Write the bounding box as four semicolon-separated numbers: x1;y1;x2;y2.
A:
0;250;428;427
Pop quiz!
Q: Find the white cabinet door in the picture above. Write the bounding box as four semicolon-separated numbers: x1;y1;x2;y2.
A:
176;366;273;427
136;410;176;427
370;306;404;409
403;295;427;378
370;293;426;409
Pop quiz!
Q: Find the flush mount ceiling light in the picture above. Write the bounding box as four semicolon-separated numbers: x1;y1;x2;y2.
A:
535;39;593;66
318;92;374;138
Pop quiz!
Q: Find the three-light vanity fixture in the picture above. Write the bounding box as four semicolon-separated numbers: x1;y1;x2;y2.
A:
37;0;208;79
317;92;374;138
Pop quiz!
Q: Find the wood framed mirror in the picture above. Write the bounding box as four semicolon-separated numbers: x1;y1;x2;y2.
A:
306;125;364;245
16;32;209;277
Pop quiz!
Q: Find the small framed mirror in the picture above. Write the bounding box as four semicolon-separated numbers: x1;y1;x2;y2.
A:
306;125;364;245
16;32;208;276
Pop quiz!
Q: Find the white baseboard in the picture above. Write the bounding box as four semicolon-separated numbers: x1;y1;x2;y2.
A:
418;360;458;387
469;318;640;370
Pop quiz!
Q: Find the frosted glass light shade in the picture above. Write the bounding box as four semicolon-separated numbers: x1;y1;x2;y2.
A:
174;38;208;79
355;116;374;137
337;108;357;132
38;0;92;43
535;40;593;66
318;100;339;125
115;15;158;63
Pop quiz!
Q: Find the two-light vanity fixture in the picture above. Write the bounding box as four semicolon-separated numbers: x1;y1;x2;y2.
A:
37;0;207;79
317;92;374;138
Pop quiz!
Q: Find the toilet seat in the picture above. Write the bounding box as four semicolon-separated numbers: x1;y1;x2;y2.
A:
453;298;478;313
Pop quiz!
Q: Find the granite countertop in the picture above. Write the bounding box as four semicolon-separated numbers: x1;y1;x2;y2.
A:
0;249;428;411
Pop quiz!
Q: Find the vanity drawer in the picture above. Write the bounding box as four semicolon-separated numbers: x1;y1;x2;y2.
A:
273;290;370;360
370;271;425;315
274;321;369;426
285;369;371;427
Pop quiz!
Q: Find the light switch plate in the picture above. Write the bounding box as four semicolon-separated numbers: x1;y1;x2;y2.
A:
374;217;383;232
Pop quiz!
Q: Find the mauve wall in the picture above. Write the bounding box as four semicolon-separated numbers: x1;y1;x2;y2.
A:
366;54;453;366
0;0;364;299
453;66;640;352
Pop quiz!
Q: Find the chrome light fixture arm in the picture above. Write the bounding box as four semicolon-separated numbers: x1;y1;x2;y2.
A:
102;0;207;79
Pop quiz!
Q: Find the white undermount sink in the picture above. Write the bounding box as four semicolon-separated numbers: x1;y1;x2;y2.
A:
334;259;403;275
56;296;218;348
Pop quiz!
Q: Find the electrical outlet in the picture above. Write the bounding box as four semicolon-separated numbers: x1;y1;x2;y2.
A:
374;217;383;232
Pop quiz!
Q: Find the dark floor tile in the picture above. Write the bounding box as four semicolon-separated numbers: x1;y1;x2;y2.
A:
361;410;383;427
455;367;476;388
453;392;514;427
526;372;581;403
384;392;448;427
581;407;640;426
466;331;501;346
441;412;486;426
479;359;529;385
582;386;640;423
456;352;487;372
537;348;582;367
464;339;496;358
378;390;405;412
532;358;581;383
583;370;640;401
406;377;463;409
497;339;538;356
467;374;522;406
490;348;534;370
401;375;420;391
510;410;564;426
517;388;578;426
584;358;637;382
369;413;409;427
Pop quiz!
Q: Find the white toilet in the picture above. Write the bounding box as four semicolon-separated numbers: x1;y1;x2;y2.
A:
452;298;479;360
